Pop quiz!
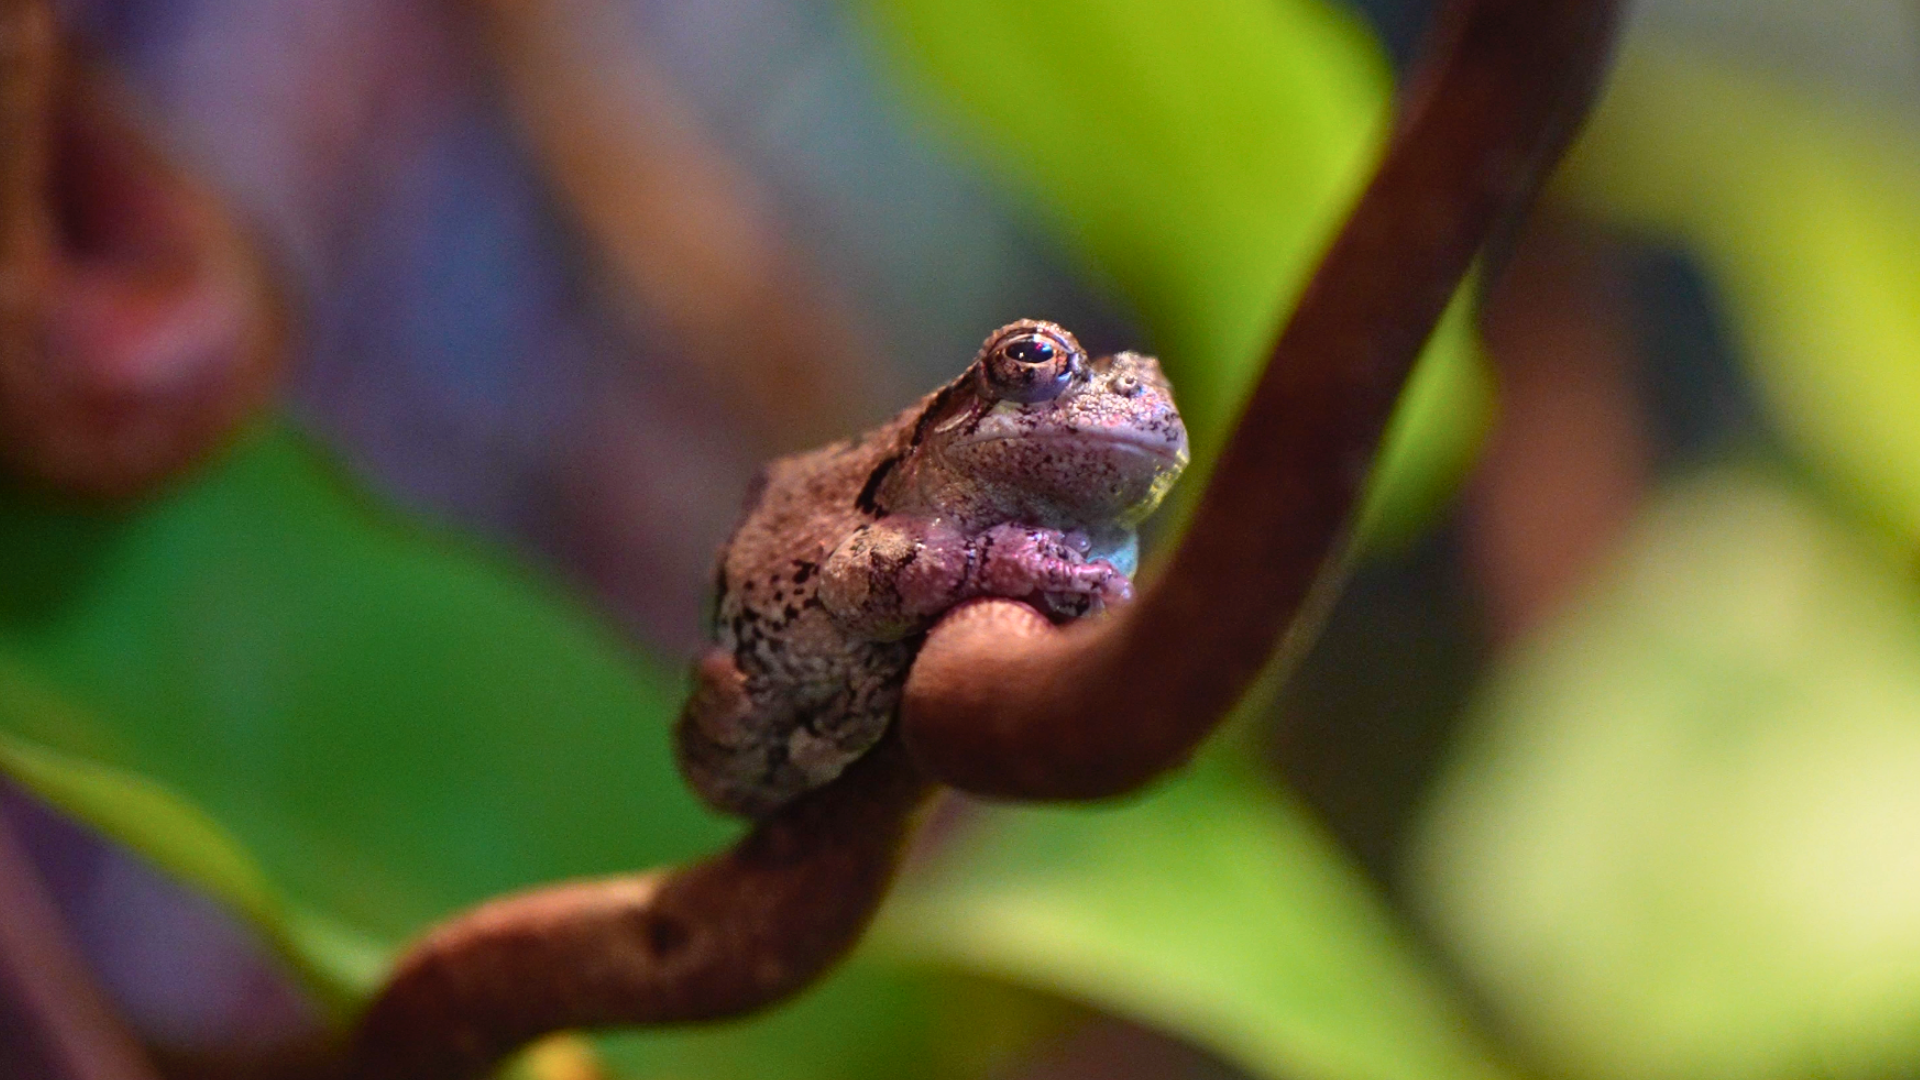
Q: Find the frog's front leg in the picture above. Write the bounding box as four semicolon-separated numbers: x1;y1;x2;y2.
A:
969;523;1134;617
819;518;1127;639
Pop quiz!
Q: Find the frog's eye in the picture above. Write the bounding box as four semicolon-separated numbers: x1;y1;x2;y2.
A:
979;321;1082;404
1004;337;1056;365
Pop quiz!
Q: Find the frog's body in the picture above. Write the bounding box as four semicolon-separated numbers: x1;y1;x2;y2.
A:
676;321;1187;817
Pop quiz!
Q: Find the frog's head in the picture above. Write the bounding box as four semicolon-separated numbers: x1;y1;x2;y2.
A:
922;320;1189;527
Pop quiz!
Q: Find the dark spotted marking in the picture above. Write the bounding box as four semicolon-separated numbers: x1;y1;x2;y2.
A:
640;912;689;958
854;455;898;515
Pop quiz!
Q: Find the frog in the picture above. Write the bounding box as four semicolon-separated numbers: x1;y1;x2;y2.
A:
674;319;1189;818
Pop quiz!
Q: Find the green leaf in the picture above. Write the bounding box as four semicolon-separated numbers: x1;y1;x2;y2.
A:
856;0;1492;549
880;755;1515;1080
594;963;1072;1080
0;716;383;1008
1556;47;1920;544
1411;469;1920;1080
0;426;735;999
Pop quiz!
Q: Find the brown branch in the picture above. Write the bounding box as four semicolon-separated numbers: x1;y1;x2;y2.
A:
899;0;1623;800
347;736;933;1080
0;6;282;500
0;795;164;1080
346;1;1622;1075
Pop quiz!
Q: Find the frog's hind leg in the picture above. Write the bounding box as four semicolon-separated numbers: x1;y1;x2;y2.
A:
674;649;790;818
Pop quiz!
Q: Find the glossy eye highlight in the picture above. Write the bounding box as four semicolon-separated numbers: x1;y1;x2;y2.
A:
1004;337;1056;365
977;320;1083;403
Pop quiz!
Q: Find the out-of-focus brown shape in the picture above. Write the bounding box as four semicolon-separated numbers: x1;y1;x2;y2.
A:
0;799;162;1080
901;0;1622;800
0;0;56;385
465;0;896;450
347;735;933;1080
1466;216;1648;642
0;1;281;499
344;2;1622;1075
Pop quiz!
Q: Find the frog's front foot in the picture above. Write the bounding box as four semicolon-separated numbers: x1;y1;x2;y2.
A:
969;523;1131;616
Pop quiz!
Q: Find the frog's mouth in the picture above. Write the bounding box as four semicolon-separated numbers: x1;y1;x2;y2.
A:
959;429;1189;469
947;428;1188;524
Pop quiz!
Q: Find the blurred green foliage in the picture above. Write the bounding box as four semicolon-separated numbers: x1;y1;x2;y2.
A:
1413;469;1920;1080
0;709;376;1010
1410;39;1920;1080
593;966;1072;1080
0;428;733;1000
1557;47;1920;545
883;753;1511;1080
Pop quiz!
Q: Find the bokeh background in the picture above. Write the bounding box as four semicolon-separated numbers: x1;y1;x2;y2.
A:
4;0;1920;1078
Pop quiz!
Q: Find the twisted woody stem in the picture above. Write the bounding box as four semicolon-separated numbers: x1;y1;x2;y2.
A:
350;737;932;1080
348;1;1622;1076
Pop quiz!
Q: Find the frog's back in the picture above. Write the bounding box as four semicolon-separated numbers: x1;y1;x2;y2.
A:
716;413;913;623
679;405;925;816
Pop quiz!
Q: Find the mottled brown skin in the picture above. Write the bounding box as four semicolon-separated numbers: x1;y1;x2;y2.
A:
676;320;1188;817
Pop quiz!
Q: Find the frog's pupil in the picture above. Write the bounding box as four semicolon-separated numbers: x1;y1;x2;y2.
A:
1005;338;1055;365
